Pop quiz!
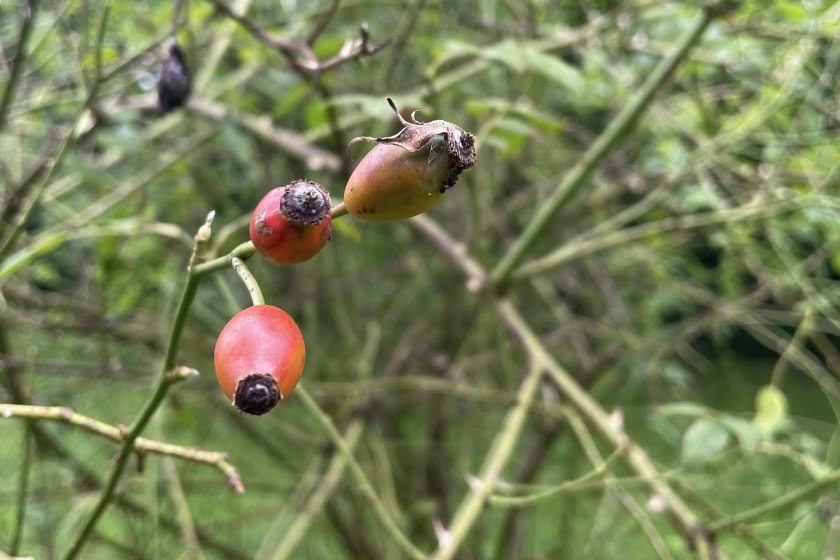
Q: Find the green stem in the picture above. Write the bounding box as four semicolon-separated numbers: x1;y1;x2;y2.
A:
496;299;706;539
709;467;840;533
269;420;364;560
231;257;264;306
11;422;32;555
0;0;41;132
330;202;348;219
510;198;808;284
295;385;427;560
192;241;255;277
490;3;720;287
61;212;215;560
410;213;714;555
487;449;621;508
432;361;544;560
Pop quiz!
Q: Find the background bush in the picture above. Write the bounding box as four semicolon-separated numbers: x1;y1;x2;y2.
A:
1;1;839;558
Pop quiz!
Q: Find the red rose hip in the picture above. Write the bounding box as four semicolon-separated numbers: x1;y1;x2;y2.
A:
250;180;331;264
214;305;306;415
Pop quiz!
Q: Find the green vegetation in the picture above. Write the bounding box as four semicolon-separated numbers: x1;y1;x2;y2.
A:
1;1;839;558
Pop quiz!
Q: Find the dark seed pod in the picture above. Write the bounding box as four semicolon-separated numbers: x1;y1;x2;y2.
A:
157;43;191;113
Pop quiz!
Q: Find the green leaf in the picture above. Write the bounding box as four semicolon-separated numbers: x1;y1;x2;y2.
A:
718;416;761;453
681;418;731;467
753;385;788;437
481;40;584;93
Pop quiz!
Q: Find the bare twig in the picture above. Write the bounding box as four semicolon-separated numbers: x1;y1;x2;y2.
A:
315;24;392;75
207;0;389;76
208;0;301;53
0;403;243;492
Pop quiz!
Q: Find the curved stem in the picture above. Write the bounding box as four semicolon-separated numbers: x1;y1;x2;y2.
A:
231;256;264;306
709;466;840;533
192;241;255;277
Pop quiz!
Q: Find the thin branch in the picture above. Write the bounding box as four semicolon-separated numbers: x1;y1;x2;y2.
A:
563;404;674;560
61;210;219;560
409;215;488;290
315;24;392;75
207;0;388;75
187;97;342;172
0;404;243;493
268;420;364;560
0;0;41;132
192;241;255;277
487;450;620;508
208;0;301;53
431;361;544;560
408;215;718;557
510;197;811;284
491;3;722;286
306;0;341;46
10;421;32;556
709;466;840;533
162;457;207;560
295;384;427;560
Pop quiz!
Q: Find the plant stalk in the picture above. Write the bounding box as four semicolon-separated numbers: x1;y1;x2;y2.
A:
491;3;720;287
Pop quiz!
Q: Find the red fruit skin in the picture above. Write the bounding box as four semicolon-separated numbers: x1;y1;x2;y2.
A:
214;305;306;402
344;142;448;221
250;186;331;264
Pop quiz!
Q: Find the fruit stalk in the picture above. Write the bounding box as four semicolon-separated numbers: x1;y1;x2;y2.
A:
231;256;265;306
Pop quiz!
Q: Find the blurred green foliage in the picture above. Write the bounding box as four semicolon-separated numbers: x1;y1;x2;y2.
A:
1;0;840;558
